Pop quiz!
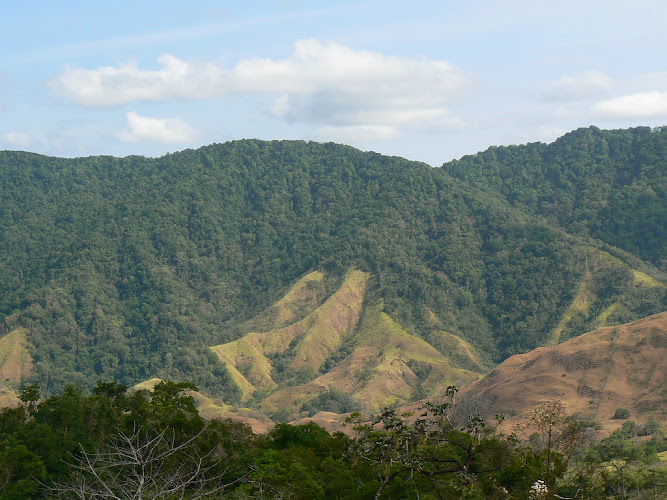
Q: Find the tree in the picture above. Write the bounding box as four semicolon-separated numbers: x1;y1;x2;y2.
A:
349;387;512;499
48;425;243;499
18;385;40;415
612;408;631;420
0;439;47;500
514;399;584;498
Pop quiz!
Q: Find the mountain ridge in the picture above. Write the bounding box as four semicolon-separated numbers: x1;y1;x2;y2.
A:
0;126;664;407
443;125;666;266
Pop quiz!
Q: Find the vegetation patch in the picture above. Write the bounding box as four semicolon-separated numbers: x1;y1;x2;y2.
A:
210;270;369;405
549;246;665;344
0;328;32;386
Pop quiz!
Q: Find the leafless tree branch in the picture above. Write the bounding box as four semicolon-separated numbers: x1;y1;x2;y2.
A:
45;424;245;499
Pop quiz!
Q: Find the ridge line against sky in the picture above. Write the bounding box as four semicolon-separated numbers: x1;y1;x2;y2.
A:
1;0;666;166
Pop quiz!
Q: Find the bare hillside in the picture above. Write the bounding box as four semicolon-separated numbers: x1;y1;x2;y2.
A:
455;312;667;429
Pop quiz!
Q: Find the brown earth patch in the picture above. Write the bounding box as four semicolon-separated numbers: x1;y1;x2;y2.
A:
456;312;667;432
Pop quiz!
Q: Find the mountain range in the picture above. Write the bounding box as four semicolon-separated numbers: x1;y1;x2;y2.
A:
0;125;664;426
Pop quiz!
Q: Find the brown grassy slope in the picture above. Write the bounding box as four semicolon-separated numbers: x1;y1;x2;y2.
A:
237;271;328;332
0;328;34;405
210;269;486;422
210;270;369;402
550;246;665;345
455;312;667;430
259;305;483;418
0;388;20;407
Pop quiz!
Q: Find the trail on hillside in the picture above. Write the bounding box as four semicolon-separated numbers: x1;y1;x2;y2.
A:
592;327;620;420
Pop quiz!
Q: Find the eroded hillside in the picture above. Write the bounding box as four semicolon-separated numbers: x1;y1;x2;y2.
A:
455;312;667;430
210;270;486;421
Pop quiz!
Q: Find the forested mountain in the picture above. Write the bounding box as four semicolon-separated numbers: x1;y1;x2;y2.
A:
0;128;664;405
443;126;666;266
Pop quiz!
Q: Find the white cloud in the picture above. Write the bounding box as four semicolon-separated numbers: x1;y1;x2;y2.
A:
232;39;468;96
117;112;199;144
543;70;613;102
270;94;291;119
594;91;667;118
2;131;32;149
51;55;227;107
52;39;470;138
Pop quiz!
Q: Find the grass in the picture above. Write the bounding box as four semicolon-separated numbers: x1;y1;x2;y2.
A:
273;271;326;327
549;270;594;345
209;264;620;419
594;303;622;327
258;299;484;416
549;245;664;345
210;269;369;402
0;387;20;407
347;305;482;409
631;269;660;287
0;328;32;385
131;377;163;391
243;271;329;333
290;269;368;372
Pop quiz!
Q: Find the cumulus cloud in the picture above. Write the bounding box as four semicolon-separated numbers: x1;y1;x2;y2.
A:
117;112;199;144
543;70;613;102
52;39;470;138
51;55;227;107
2;131;32;149
594;91;667;118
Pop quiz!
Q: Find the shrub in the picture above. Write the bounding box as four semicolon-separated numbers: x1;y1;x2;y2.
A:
612;408;631;419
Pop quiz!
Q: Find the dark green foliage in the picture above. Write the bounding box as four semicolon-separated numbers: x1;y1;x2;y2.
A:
637;418;663;437
0;384;368;499
0;438;47;500
0;130;664;396
1;383;665;498
612;407;631;419
301;388;361;416
581;419;667;498
348;390;560;499
443;126;667;267
0;381;252;498
247;422;374;499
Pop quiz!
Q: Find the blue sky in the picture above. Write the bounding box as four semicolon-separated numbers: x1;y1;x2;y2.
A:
2;0;666;165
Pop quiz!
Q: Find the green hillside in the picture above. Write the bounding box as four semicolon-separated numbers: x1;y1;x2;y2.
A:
443;126;666;266
0;130;664;398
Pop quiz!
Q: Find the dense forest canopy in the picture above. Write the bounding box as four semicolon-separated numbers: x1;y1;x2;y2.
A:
0;127;664;396
443;126;666;266
1;381;665;499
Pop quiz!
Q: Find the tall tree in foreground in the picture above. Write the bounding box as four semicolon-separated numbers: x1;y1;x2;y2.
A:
349;387;515;499
48;425;243;499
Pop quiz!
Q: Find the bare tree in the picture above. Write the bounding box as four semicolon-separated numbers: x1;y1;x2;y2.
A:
48;425;244;499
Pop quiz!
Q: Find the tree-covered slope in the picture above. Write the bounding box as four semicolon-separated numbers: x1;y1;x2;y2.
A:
442;126;666;266
0;133;664;397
